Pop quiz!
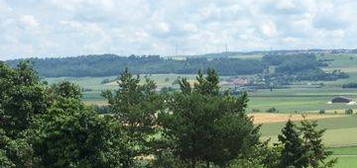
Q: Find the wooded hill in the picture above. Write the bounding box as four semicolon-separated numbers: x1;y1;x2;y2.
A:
5;52;348;81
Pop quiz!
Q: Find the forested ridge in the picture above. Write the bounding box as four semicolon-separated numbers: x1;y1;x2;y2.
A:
6;53;348;82
6;54;264;77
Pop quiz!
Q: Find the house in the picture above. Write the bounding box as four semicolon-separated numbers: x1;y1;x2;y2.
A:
331;96;353;103
232;78;249;86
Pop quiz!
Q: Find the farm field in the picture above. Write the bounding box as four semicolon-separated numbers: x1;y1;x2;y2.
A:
330;146;357;168
248;87;357;113
46;75;357;113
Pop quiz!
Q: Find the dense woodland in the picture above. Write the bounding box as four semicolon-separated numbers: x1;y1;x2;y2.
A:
0;62;336;168
6;55;264;77
6;53;348;82
262;54;348;81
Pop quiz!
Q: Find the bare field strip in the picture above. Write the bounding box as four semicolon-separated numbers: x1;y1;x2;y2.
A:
250;113;344;124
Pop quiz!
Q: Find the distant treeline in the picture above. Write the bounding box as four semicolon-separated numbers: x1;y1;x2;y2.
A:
263;54;348;81
6;53;348;81
342;82;357;88
6;54;264;77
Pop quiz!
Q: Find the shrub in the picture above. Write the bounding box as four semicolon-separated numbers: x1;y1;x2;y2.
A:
252;109;260;113
342;82;357;88
82;88;93;92
266;107;278;113
345;108;353;115
319;109;325;114
101;79;111;84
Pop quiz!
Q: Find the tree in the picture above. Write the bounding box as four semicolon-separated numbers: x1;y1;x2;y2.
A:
0;61;50;137
299;119;337;168
50;81;82;100
158;70;260;167
278;120;308;168
0;62;134;167
30;94;132;168
193;69;220;96
0;129;39;168
229;140;281;168
102;68;164;157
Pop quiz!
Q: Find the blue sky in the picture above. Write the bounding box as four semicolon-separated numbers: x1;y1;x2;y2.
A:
0;0;357;60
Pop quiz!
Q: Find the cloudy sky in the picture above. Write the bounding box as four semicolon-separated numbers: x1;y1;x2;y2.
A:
0;0;357;60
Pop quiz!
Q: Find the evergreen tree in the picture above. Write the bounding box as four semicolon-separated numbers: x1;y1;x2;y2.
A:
102;68;164;157
159;70;260;167
278;120;308;168
194;69;220;96
299;119;337;168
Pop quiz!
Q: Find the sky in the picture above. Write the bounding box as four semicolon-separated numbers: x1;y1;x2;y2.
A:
0;0;357;60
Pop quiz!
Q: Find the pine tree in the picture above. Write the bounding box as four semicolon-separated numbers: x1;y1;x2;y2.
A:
194;68;220;96
102;68;163;157
159;69;260;167
299;119;337;168
278;120;308;168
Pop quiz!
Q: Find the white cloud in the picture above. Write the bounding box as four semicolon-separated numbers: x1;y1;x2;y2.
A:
20;15;39;27
0;0;357;60
260;21;278;37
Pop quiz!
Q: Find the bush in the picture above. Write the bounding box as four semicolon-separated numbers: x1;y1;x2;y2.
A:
319;109;325;114
345;108;353;115
82;88;93;92
101;79;111;84
252;109;260;113
266;107;278;113
342;82;357;88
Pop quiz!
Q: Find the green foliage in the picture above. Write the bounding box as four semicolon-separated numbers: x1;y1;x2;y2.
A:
151;150;189;168
0;61;50;138
194;69;220;96
50;81;82;99
345;108;353;115
30;97;132;168
158;70;260;167
0;129;39;168
266;107;278;113
342;82;357;88
1;62;134;167
299;119;337;168
262;54;348;81
278;119;337;168
229;142;281;168
278;120;308;168
102;68;164;157
7;55;264;77
319;109;326;114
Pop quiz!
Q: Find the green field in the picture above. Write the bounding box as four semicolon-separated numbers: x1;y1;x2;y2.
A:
329;146;357;168
248;87;357;113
